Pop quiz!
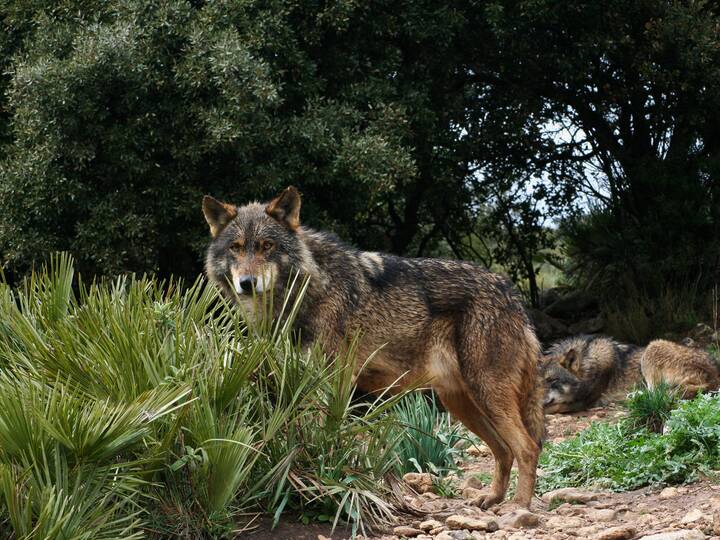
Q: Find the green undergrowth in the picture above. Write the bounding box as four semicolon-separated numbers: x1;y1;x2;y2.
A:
0;254;414;538
389;391;464;476
539;389;720;493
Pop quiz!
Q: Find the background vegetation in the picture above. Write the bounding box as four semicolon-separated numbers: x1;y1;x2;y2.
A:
0;0;718;330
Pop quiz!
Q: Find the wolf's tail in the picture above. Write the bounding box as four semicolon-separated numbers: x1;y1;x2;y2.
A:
522;329;546;447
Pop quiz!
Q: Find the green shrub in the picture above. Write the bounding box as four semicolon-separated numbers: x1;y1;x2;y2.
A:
626;384;679;433
539;392;720;493
389;392;464;476
0;254;405;538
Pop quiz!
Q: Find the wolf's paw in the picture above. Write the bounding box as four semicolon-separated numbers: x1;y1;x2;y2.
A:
474;491;505;510
494;500;526;514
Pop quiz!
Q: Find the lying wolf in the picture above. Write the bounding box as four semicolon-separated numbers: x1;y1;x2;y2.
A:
541;335;644;412
641;339;720;398
202;187;544;508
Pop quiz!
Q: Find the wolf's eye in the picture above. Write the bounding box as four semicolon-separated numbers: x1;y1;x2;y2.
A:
229;242;243;253
261;240;274;251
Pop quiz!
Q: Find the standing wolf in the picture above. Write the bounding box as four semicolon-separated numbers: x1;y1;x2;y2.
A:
202;187;544;508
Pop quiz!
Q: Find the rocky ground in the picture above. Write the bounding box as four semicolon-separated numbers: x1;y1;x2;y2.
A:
249;405;720;540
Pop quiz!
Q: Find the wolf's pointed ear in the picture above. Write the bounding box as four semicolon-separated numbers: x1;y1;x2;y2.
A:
563;349;580;373
202;196;237;237
265;186;301;231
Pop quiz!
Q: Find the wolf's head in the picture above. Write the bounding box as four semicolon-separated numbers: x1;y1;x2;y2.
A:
202;186;312;303
540;361;587;414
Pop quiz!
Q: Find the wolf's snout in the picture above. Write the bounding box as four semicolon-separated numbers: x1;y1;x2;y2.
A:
232;274;257;294
239;277;256;293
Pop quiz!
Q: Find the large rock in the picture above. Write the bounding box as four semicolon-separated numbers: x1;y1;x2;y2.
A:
637;531;706;540
528;308;568;340
568;315;604;334
446;515;499;532
544;290;598;318
542;487;601;505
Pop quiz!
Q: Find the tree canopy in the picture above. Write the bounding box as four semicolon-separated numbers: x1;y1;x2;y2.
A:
0;0;718;311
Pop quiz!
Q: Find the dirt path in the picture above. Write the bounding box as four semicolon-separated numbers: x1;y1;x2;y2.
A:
249;406;720;539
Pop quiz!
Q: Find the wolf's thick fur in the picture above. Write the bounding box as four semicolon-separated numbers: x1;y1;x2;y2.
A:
542;335;644;411
541;362;597;414
641;339;720;398
202;187;544;508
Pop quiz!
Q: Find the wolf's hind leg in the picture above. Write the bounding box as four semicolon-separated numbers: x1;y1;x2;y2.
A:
436;389;514;508
479;393;540;508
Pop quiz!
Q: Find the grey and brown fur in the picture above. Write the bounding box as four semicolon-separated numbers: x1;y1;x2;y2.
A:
541;361;597;414
641;339;720;398
542;335;644;411
202;187;544;508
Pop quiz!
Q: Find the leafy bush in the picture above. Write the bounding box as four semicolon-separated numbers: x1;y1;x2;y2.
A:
539;392;720;493
0;254;405;538
389;392;464;476
626;384;679;433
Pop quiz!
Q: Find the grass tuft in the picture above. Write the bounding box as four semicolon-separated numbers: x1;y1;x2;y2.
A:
626;384;679;433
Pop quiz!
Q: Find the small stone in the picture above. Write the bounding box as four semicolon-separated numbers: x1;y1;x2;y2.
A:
403;472;435;494
587;508;617;522
467;444;492;457
435;533;455;540
637;531;706;540
418;519;443;532
714;510;720;535
461;475;486;491
446;514;499;532
575;524;604;537
463;487;484;501
660;487;680;499
546;515;585;530
393;525;423;537
542;487;601;505
680;508;706;524
594;526;636;540
497;509;541;530
555;505;585;517
429;526;447;535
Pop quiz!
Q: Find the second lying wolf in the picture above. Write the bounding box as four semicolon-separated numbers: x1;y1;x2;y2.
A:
202;187;544;508
541;335;644;413
542;335;720;412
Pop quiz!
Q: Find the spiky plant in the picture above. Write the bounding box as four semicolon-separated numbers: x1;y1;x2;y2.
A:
389;391;464;476
0;253;405;538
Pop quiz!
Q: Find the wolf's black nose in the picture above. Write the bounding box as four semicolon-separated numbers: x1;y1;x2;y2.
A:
239;277;256;293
